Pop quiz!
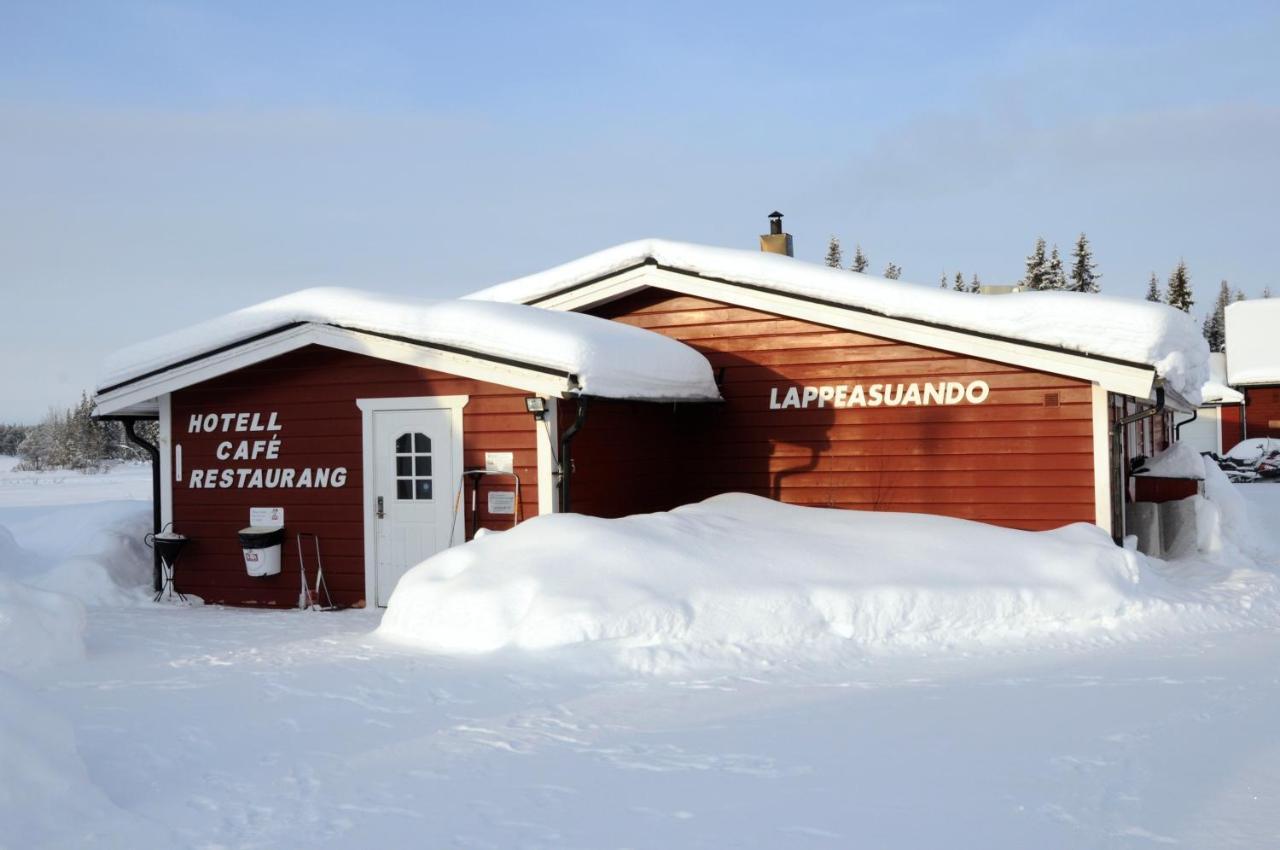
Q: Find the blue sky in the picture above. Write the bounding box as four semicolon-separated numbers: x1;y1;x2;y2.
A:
3;1;1279;421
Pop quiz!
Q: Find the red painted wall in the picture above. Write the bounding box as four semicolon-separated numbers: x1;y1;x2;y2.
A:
583;289;1097;531
1221;404;1244;451
170;345;538;607
1244;387;1280;439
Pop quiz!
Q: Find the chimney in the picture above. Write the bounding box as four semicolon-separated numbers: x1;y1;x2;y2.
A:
759;211;793;257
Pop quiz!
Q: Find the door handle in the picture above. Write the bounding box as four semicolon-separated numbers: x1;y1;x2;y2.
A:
376;496;385;519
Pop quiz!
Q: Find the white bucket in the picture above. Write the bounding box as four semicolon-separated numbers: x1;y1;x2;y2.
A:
243;544;282;577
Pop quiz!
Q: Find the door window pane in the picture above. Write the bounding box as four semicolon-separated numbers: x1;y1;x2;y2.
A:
393;431;434;501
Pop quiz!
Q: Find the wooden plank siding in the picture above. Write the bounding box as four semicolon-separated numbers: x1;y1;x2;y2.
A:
582;289;1097;531
170;345;538;607
1244;387;1280;439
1221;403;1245;450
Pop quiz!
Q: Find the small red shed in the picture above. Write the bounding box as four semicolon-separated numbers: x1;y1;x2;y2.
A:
93;293;720;607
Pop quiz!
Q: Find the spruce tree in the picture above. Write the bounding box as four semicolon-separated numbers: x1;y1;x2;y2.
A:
1264;286;1273;298
850;245;868;273
1069;232;1100;293
939;272;948;289
1165;260;1193;312
953;271;966;292
1234;289;1246;303
969;273;982;293
1020;237;1049;290
824;236;843;269
883;263;901;280
1202;281;1231;352
1145;272;1162;302
1047;245;1067;290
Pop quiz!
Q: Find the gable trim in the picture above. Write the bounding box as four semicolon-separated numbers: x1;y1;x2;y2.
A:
94;324;579;417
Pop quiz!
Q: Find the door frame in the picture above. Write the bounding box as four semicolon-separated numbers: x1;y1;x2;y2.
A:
356;395;469;607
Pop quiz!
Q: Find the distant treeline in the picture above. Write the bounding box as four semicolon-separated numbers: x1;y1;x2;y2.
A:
0;424;29;456
8;393;157;472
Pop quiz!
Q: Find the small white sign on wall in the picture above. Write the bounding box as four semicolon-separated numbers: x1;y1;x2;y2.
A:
249;507;285;528
487;491;516;515
485;452;514;474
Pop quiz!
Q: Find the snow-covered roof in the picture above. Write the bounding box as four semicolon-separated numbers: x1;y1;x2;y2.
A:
96;288;721;402
1225;298;1280;386
1132;442;1205;480
468;239;1209;399
1201;352;1244;405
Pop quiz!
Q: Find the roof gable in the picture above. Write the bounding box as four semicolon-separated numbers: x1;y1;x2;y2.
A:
467;239;1208;401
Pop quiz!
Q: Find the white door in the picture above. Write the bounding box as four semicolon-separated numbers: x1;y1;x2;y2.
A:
373;409;455;606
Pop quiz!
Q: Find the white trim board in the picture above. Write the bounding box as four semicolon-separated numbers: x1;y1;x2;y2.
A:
95;325;575;416
356;395;469;608
535;396;560;516
158;394;174;532
526;265;1159;399
1090;384;1113;537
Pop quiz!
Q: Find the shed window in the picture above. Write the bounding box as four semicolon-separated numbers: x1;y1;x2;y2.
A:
394;432;433;501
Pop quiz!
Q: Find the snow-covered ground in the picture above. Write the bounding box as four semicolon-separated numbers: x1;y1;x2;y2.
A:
5;458;1280;848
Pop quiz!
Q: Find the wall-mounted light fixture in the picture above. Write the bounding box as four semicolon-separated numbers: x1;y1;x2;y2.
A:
524;396;547;420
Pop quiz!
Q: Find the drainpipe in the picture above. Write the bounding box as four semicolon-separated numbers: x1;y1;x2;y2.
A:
558;397;590;513
1174;408;1198;441
1110;387;1165;543
123;418;162;593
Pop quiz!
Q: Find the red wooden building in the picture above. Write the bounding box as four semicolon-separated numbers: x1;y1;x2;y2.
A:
95;225;1205;608
1226;299;1280;441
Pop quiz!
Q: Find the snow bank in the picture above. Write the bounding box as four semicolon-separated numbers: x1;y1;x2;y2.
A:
1197;459;1279;563
379;494;1170;672
1134;441;1205;479
0;503;155;607
1226;298;1280;385
98;289;720;402
0;575;85;673
467;239;1209;399
24;507;154;606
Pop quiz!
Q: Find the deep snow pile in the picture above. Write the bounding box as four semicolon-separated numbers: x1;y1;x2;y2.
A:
467;239;1209;399
98;288;721;402
0;460;157;673
377;494;1246;672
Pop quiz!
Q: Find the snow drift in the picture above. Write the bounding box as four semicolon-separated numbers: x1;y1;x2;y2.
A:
466;239;1209;399
378;494;1182;672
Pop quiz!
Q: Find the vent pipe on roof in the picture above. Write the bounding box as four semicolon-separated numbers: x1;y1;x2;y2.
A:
760;211;793;257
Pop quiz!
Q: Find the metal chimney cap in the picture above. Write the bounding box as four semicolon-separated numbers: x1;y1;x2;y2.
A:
768;211;784;219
